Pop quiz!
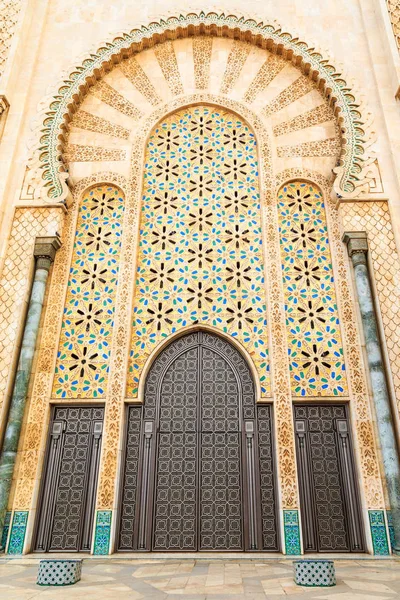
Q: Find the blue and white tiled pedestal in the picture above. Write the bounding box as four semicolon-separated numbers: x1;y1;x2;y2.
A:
37;559;82;586
293;560;336;587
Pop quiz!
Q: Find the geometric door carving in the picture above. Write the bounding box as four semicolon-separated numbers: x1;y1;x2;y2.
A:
34;406;104;552
294;404;364;552
118;330;279;551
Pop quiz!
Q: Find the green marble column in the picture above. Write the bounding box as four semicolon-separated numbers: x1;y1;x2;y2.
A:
0;236;60;550
343;231;400;555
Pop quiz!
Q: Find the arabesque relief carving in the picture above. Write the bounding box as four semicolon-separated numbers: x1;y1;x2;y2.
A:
24;13;375;204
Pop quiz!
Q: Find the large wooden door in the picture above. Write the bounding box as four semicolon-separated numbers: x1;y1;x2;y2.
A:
34;406;104;552
118;331;279;551
294;404;364;553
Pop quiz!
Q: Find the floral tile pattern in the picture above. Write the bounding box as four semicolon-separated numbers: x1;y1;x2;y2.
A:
52;186;124;398
278;181;347;396
369;510;390;555
127;105;270;396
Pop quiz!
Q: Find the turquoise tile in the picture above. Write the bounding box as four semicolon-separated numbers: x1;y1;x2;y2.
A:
7;511;28;555
284;509;301;555
1;511;11;551
93;510;112;555
369;510;390;555
386;510;395;554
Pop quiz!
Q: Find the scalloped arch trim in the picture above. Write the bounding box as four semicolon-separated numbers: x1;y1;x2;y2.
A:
39;11;372;200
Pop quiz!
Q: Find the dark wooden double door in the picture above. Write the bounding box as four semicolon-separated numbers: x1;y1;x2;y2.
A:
118;331;279;552
295;404;364;553
34;406;104;552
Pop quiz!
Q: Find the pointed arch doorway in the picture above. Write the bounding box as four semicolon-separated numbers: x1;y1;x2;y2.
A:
118;331;279;552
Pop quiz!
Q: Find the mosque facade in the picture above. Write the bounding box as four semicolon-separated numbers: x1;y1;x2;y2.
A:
0;2;400;556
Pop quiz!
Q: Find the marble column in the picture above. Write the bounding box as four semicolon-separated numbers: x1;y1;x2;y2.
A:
0;236;61;549
343;231;400;554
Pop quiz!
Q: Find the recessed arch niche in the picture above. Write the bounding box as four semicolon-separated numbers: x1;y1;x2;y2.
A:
64;34;341;193
28;12;375;204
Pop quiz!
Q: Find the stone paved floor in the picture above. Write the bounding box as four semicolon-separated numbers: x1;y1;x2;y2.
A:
0;557;400;599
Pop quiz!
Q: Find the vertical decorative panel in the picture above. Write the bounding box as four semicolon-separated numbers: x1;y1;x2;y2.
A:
0;0;22;80
386;1;400;54
369;510;390;555
1;510;11;550
283;509;301;555
257;405;279;550
118;406;142;551
7;511;28;554
387;510;395;553
127;105;270;396
53;185;124;398
93;510;112;555
278;181;347;396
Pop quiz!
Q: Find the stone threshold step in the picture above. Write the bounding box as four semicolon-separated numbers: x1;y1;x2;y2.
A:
1;553;399;563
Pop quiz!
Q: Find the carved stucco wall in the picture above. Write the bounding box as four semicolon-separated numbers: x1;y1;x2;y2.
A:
22;13;376;206
386;1;400;53
341;201;400;426
0;0;21;80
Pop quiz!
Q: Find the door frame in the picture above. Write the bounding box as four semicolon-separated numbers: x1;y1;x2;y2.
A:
293;401;365;553
32;403;105;553
116;331;281;552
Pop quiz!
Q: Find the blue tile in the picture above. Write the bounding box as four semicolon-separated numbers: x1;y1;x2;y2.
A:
7;511;28;555
284;509;301;555
386;510;395;554
369;510;390;555
93;510;111;555
1;511;11;551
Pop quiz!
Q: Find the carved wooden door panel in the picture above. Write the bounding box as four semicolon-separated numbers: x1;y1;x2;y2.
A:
118;331;279;552
294;404;364;553
153;346;199;550
34;406;104;552
200;344;242;550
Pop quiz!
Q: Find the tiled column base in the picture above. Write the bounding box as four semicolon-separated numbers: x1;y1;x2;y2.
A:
1;511;11;550
387;510;395;553
369;510;390;555
7;511;28;554
283;510;301;555
93;510;112;555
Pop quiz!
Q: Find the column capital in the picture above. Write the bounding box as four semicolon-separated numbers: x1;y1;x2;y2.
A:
33;235;62;269
342;231;368;257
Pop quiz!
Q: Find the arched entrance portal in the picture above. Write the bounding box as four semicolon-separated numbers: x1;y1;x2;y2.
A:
118;331;279;551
